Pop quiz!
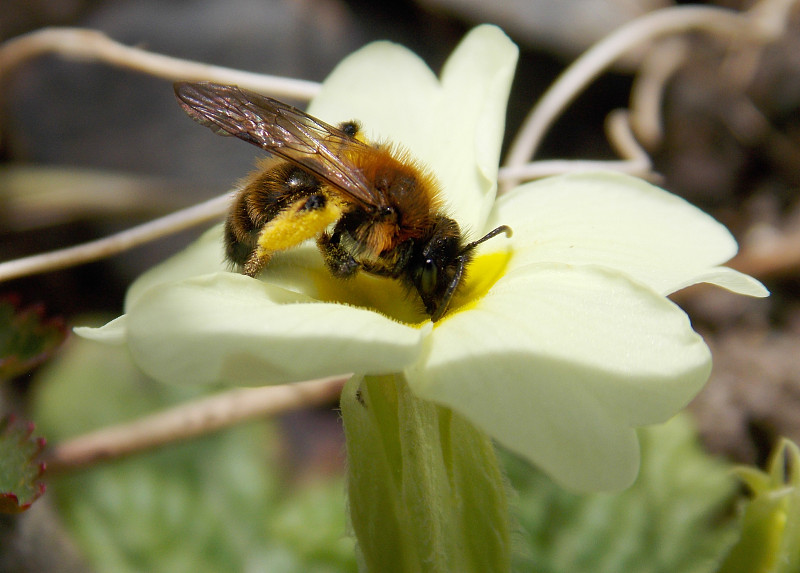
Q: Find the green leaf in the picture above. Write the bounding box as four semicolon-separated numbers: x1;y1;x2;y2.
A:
716;438;800;573
508;414;739;573
0;296;68;381
0;415;46;513
32;331;355;572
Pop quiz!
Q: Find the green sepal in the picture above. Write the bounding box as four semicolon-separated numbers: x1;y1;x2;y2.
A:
717;438;800;573
341;373;511;572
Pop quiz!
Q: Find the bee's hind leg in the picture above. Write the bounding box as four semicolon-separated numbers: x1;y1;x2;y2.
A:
247;193;343;278
242;249;271;277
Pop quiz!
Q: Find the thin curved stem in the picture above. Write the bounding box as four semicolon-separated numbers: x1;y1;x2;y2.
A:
604;109;652;172
498;158;653;182
497;109;655;184
628;38;689;149
46;375;347;473
0;27;321;100
503;1;794;189
0;192;230;283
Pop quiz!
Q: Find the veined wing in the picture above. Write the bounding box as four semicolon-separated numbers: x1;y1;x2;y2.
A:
174;81;384;208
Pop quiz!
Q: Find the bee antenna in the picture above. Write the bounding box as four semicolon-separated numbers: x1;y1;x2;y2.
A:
460;225;512;256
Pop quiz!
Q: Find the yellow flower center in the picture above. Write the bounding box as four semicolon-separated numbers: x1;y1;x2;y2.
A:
310;249;512;326
441;250;512;322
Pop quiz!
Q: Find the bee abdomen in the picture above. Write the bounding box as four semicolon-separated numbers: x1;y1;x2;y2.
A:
224;162;323;268
244;163;321;226
225;194;259;266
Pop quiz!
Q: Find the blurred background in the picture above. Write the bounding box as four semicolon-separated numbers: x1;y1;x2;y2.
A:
1;0;799;570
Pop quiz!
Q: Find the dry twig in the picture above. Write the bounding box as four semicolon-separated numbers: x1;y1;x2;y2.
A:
46;376;347;473
0;27;320;100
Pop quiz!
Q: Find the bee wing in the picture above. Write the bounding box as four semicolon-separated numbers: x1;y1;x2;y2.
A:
175;81;382;208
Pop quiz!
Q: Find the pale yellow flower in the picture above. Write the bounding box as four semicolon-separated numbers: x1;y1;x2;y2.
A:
79;25;766;491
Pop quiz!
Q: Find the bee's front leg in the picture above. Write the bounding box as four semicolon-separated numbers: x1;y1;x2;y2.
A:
318;232;360;278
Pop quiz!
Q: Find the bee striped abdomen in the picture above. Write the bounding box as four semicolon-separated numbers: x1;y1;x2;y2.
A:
225;161;334;275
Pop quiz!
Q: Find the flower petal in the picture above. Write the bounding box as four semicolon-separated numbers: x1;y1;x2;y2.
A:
407;263;711;491
307;37;438;139
308;25;518;231
126;272;424;386
487;172;766;296
307;23;517;156
434;25;519;232
670;266;769;297
74;315;128;345
124;225;227;310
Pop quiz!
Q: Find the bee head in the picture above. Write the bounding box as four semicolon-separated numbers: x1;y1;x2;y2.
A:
411;218;511;322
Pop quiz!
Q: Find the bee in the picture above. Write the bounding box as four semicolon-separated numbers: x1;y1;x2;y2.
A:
174;81;510;321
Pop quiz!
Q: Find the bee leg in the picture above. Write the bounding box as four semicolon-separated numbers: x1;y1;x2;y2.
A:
242;249;270;277
247;193;343;277
318;232;360;278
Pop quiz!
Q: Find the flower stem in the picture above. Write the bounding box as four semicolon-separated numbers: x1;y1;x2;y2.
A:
341;374;511;572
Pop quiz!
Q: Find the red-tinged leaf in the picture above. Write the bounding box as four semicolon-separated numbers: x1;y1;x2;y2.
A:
0;295;68;380
0;415;47;513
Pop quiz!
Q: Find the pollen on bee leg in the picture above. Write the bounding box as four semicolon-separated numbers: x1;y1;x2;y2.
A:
255;194;345;256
